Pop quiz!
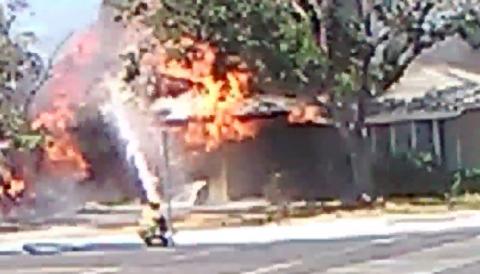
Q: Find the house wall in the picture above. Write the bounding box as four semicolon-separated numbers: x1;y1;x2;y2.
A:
179;118;356;201
223;118;352;201
416;121;434;153
368;111;480;194
370;125;390;155
369;121;450;195
394;122;411;153
369;120;433;155
188;117;453;202
443;110;480;171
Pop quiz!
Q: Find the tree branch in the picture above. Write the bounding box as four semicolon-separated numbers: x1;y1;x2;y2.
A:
364;1;477;93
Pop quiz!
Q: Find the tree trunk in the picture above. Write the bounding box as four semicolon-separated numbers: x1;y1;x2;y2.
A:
334;91;374;205
323;0;376;204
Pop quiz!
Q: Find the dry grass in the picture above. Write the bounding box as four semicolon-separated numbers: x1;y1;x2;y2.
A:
384;193;480;213
172;194;480;229
75;195;480;231
450;193;480;210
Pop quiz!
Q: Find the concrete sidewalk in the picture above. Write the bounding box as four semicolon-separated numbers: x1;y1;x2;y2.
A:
1;210;479;255
173;210;480;245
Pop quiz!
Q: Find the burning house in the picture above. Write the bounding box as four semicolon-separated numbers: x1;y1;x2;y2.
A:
6;0;480;219
145;36;480;203
49;5;480;208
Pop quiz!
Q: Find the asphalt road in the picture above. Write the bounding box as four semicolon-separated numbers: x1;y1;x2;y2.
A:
3;227;480;274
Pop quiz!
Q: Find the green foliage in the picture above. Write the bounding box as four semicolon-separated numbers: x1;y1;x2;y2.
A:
0;4;45;156
393;150;480;197
450;168;480;197
333;66;361;98
0;105;43;151
392;149;480;198
115;1;480;102
145;0;328;93
394;150;437;172
458;9;480;49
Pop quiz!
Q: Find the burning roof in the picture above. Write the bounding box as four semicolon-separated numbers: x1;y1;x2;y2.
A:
150;93;295;121
128;35;333;151
149;66;480;127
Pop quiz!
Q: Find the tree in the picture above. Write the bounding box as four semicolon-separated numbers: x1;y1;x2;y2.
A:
0;2;47;205
113;0;480;203
318;0;480;201
0;0;71;154
0;4;44;145
112;0;328;94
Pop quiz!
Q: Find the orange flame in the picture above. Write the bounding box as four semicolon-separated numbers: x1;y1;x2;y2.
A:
145;37;258;151
0;26;100;212
29;30;100;178
0;165;25;204
287;104;329;124
31;95;89;177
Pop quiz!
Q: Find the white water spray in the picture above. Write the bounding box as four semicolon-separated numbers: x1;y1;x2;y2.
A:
101;92;161;204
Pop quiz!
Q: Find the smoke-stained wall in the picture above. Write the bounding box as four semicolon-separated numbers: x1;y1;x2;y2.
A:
189;118;351;201
190;117;454;202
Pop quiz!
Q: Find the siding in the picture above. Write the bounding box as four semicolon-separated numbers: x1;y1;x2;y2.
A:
444;110;480;171
190;117;452;201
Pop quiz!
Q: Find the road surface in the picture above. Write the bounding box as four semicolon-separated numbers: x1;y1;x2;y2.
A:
3;227;480;273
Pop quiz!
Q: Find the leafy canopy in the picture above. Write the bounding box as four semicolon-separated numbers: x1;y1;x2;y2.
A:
0;4;44;153
125;0;328;94
116;0;480;101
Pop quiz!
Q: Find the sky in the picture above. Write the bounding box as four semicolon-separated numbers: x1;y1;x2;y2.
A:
3;0;102;57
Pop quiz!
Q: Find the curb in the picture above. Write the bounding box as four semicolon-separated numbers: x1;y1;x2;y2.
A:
387;216;457;224
387;212;477;225
20;242;145;255
77;243;144;252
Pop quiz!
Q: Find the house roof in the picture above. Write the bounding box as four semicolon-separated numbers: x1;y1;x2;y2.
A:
151;69;480;126
367;67;480;124
149;93;297;121
380;64;467;101
365;36;480;124
379;36;480;99
150;70;480;126
150;37;480;126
